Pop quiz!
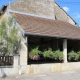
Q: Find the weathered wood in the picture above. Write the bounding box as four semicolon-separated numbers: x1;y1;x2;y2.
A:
0;56;13;66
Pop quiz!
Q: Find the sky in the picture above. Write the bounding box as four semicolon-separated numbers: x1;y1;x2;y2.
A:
55;0;80;25
0;0;80;25
0;0;14;8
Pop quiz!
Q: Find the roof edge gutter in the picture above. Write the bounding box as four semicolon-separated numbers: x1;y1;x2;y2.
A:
25;32;80;40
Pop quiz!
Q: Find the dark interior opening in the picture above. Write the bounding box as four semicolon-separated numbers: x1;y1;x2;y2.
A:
28;36;63;64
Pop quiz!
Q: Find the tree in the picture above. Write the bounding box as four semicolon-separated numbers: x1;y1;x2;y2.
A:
0;20;6;55
0;17;20;56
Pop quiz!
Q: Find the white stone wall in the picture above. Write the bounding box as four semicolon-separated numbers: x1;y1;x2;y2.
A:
19;36;27;66
68;16;76;25
23;62;80;75
54;3;76;25
0;55;19;77
19;36;28;75
1;61;80;77
10;0;55;19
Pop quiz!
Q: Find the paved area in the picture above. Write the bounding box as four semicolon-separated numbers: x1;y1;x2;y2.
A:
1;70;80;80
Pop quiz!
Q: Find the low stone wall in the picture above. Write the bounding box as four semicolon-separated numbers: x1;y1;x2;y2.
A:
0;61;80;77
0;55;19;77
20;62;80;75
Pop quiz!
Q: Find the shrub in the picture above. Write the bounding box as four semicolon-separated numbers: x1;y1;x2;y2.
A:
77;51;80;57
43;49;63;61
53;50;63;61
68;51;79;61
58;50;63;61
29;46;40;60
52;50;59;60
77;51;80;60
43;48;53;59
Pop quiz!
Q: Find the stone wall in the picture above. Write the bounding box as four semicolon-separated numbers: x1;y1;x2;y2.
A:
10;0;76;25
19;36;28;75
54;3;76;25
19;62;80;75
0;55;19;77
0;9;78;77
10;0;55;19
68;16;76;25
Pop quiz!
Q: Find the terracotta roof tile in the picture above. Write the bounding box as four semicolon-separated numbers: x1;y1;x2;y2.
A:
10;12;80;40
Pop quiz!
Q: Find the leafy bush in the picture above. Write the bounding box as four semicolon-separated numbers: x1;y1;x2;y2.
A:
77;51;80;60
77;51;80;57
52;51;59;60
53;50;63;61
58;50;63;61
43;48;53;59
68;51;79;61
29;47;40;60
43;49;63;61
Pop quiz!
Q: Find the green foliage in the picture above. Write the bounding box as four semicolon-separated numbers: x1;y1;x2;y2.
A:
75;54;79;60
77;51;80;57
53;50;63;60
8;17;13;26
43;48;63;61
53;50;59;60
58;50;63;61
0;20;6;41
29;47;39;58
43;50;48;58
43;48;53;58
2;47;8;54
8;27;19;45
68;51;79;61
0;17;19;55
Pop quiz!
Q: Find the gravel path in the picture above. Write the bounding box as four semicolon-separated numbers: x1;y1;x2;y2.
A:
1;70;80;80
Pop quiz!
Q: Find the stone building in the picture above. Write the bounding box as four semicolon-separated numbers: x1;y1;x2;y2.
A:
1;0;80;77
10;0;76;25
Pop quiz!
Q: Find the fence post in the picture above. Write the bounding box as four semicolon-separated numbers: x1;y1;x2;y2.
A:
14;55;20;67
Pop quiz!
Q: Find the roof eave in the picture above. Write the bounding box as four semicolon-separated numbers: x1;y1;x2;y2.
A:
25;32;80;40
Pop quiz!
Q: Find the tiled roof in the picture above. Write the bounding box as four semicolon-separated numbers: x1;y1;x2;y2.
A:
10;12;80;40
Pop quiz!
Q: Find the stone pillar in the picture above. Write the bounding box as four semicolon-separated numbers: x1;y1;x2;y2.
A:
26;37;28;64
19;36;28;75
20;36;28;65
13;55;20;75
63;39;67;63
14;55;20;67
